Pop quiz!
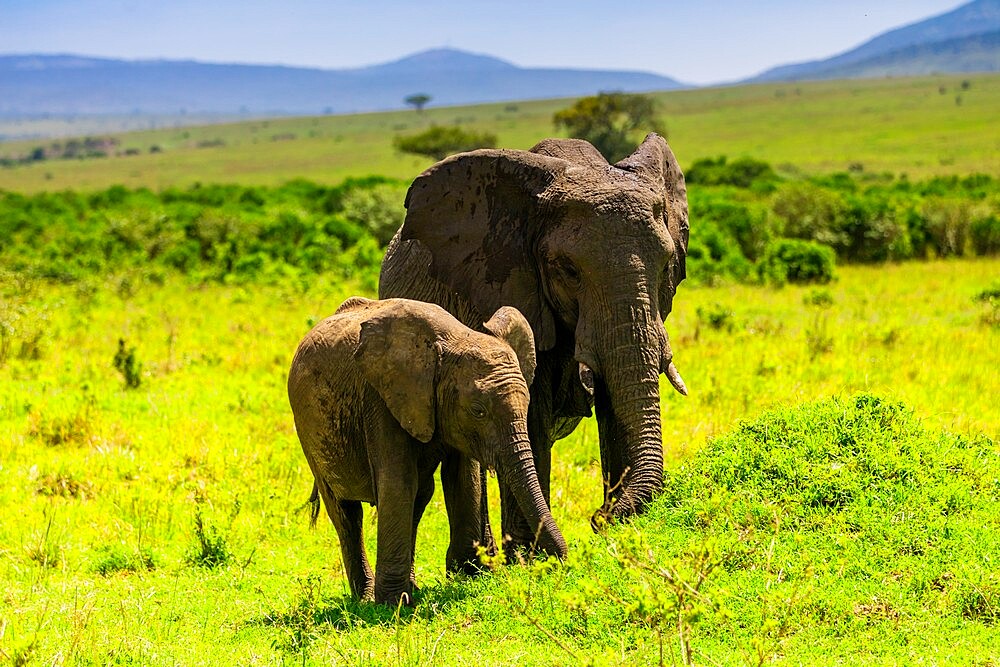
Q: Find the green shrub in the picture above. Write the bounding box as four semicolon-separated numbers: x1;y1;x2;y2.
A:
112;338;142;389
90;544;157;576
186;506;231;568
921;197;972;257
690;189;778;261
970;213;1000;255
686;155;779;188
339;181;408;246
839;192;910;262
393;125;497;161
772;182;848;249
757;239;836;285
685;220;754;285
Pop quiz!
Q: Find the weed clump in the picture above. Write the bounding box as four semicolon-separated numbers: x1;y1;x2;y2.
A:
186;504;231;568
113;338;143;388
28;399;95;447
90;544;158;576
974;281;1000;327
36;472;92;498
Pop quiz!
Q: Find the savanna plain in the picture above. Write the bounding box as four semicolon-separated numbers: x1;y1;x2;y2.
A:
1;74;999;665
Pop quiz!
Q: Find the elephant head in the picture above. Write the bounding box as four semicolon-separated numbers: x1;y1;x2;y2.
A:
354;299;567;558
380;134;688;522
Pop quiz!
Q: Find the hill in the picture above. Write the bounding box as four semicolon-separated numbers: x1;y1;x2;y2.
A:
811;30;1000;79
0;48;684;117
749;0;1000;81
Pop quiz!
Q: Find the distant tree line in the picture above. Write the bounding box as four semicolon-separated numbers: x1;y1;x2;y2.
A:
0;136;164;168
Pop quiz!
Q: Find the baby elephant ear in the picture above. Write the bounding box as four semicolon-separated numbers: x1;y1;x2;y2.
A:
484;306;537;387
355;307;439;443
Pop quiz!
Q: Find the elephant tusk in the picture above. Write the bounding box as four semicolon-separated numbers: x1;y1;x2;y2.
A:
578;362;595;397
665;361;688;396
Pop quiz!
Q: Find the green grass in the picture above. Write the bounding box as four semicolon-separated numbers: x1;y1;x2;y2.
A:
1;258;997;664
2;73;999;193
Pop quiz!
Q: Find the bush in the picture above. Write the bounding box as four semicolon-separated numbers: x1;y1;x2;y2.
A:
690;189;778;261
772;182;848;249
685;219;754;285
339;181;409;246
921;198;972;257
393;125;497;161
839;192;910;262
757;238;836;286
970;213;1000;255
686;156;779;189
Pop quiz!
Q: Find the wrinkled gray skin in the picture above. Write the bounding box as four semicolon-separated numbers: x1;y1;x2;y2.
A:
288;297;567;605
379;134;688;557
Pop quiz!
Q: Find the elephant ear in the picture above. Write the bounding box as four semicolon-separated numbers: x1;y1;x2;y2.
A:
400;149;568;352
530;138;609;170
615;133;689;315
483;306;537;387
355;304;439;443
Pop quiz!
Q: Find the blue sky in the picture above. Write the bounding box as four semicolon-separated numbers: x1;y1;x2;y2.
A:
1;0;967;84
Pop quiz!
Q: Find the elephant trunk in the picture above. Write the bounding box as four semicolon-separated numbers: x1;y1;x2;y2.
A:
592;299;665;523
499;429;568;559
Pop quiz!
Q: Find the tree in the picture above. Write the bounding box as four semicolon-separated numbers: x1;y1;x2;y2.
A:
553;92;666;162
393;125;497;161
404;93;432;113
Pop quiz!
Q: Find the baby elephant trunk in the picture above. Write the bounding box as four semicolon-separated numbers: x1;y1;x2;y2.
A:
499;431;568;559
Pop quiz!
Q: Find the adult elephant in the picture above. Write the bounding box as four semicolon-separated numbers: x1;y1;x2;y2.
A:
379;133;689;555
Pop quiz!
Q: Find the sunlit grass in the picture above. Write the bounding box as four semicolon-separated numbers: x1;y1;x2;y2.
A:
1;258;997;663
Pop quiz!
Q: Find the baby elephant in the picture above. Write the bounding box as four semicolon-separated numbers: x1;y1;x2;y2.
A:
288;297;567;605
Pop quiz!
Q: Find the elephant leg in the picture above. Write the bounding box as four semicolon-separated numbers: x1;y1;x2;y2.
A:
500;398;553;561
442;451;492;574
409;471;435;589
370;411;419;606
317;480;373;600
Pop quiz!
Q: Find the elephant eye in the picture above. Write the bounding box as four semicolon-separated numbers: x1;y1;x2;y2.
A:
470;401;488;419
551;256;581;286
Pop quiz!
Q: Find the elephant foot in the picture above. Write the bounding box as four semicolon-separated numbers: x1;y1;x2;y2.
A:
375;587;416;608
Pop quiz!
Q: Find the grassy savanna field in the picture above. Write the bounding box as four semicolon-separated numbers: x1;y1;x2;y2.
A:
0;258;997;665
1;73;1000;192
1;72;999;665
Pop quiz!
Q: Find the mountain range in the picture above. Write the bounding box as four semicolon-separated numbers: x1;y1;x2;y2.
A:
0;0;998;121
748;0;1000;81
0;49;683;117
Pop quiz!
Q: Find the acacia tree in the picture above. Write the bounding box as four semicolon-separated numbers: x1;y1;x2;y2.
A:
553;92;666;162
404;93;432;113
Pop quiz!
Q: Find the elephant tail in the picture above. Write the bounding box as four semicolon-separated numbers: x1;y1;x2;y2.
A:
307;481;321;527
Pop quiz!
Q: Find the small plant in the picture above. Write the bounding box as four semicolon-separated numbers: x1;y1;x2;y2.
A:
974;282;1000;327
186;503;231;568
269;575;324;658
696;302;736;332
26;510;62;569
36;472;92;498
113;338;143;388
28;399;95;447
803;288;835;360
89;544;157;576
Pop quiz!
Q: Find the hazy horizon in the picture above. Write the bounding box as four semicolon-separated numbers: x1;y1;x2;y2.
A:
1;0;968;85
